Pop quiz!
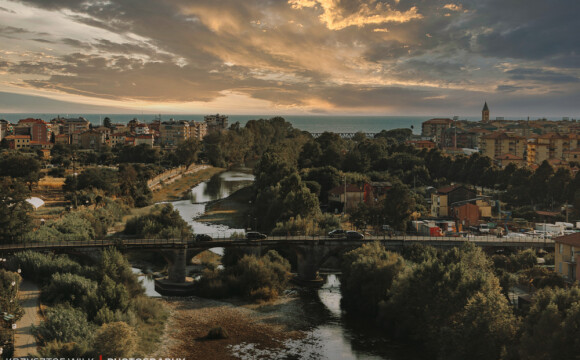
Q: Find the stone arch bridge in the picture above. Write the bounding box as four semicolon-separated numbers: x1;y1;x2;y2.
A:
0;235;552;285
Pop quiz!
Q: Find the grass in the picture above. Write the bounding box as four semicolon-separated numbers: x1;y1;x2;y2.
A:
37;177;66;187
133;296;170;354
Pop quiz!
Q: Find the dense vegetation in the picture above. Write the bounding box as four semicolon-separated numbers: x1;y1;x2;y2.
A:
6;249;167;356
340;243;580;360
124;203;192;239
199;117;580;232
0;269;23;357
194;250;291;301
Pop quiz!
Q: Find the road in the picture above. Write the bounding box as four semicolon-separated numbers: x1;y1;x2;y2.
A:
14;280;40;357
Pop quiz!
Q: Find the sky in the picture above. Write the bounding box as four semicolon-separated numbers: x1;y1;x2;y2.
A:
0;0;579;118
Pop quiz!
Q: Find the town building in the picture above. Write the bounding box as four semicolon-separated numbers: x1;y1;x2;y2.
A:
63;117;91;135
431;185;477;217
479;131;526;163
135;134;155;146
108;133;127;147
79;129;106;150
495;153;526;168
4;134;31;149
554;233;580;282
159;120;190;146
54;134;70;145
363;182;392;204
204;114;228;132
482;101;490;123
190;121;208;140
134;123;150;135
328;184;365;211
421;118;453;146
17;118;50;142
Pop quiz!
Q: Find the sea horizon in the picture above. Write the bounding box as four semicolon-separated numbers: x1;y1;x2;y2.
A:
0;113;574;135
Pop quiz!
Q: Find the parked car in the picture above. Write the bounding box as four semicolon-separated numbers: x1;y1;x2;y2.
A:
346;231;364;240
328;229;347;238
195;234;213;242
246;231;267;240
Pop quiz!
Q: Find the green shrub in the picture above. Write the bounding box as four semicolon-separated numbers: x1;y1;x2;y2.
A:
131;296;167;324
94;306;136;326
39;341;88;357
123;204;191;238
34;305;95;344
42;272;98;308
99;247;144;297
93;321;138;357
231;250;291;300
8;251;82;284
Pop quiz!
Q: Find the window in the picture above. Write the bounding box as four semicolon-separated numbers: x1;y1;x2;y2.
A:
559;262;563;273
560;244;564;254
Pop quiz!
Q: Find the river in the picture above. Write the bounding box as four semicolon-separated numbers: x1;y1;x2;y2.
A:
136;169;420;359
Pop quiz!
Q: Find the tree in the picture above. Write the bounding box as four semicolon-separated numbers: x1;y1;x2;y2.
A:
383;243;517;356
93;321;138;357
341;242;405;316
382;182;416;231
254;151;296;191
103;117;112;128
519;287;580;360
0;151;41;190
0;177;33;243
174;138;202;168
530;161;554;205
64;167;119;196
302;166;341;203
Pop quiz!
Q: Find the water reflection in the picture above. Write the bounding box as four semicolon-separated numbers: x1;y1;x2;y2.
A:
132;268;161;297
189;170;254;204
171;169;254;237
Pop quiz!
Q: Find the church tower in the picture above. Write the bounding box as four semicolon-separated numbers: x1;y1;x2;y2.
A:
482;101;490;123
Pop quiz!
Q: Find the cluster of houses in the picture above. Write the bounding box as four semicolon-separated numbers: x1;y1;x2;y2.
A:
331;180;495;233
410;103;580;171
0;114;229;151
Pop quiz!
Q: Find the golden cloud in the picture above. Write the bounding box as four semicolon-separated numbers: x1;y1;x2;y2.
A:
289;0;423;30
442;4;465;12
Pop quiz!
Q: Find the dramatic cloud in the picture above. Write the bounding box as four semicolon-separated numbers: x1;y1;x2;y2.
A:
288;0;423;30
0;0;578;117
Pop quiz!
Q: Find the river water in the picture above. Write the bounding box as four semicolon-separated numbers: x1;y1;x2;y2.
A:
139;169;418;359
170;169;254;238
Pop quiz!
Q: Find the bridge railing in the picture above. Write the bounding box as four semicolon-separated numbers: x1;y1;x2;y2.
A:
0;232;555;252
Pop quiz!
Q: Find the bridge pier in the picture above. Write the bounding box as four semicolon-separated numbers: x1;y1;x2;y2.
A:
295;245;326;283
167;247;188;283
155;246;196;296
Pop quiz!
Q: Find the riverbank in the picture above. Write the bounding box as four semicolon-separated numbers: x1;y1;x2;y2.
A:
195;186;253;229
109;165;224;233
151;165;225;202
154;295;307;359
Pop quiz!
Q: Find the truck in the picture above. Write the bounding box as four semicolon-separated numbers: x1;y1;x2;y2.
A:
478;223;490;233
535;223;564;235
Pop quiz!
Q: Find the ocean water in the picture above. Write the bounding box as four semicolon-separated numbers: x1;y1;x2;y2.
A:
0;113;440;135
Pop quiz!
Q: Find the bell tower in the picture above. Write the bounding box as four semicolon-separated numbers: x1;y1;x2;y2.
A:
482;101;490;123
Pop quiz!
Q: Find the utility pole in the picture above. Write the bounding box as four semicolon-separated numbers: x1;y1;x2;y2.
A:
72;152;78;209
343;175;347;215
